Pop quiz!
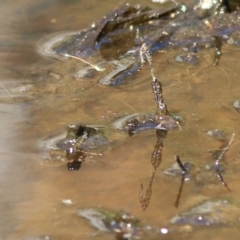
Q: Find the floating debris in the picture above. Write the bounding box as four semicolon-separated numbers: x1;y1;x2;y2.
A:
78;208;142;239
78;201;240;239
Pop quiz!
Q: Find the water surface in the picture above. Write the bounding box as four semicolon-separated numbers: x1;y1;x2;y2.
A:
1;0;240;240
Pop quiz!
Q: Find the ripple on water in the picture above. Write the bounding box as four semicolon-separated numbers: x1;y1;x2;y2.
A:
37;31;81;60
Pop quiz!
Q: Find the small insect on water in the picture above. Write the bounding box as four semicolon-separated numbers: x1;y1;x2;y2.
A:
64;125;105;171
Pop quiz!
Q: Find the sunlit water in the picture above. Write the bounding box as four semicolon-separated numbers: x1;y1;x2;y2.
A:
1;0;240;239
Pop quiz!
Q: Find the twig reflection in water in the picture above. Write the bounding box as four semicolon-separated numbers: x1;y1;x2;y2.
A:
139;129;168;211
174;155;190;208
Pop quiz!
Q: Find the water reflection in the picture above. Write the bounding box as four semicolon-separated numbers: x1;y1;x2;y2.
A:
139;129;168;210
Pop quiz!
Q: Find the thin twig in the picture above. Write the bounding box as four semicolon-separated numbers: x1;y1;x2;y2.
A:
214;133;235;192
64;54;105;71
139;43;169;116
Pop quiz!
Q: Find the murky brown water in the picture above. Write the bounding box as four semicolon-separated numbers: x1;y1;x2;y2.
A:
1;0;240;239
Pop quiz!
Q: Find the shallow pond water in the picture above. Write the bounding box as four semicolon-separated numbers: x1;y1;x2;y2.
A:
2;0;240;239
